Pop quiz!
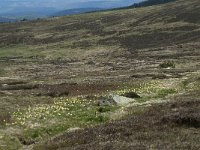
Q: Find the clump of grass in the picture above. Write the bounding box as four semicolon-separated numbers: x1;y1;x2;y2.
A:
181;73;200;91
135;88;177;103
0;134;22;150
159;61;175;68
98;107;111;113
0;68;6;76
156;89;177;98
98;106;118;113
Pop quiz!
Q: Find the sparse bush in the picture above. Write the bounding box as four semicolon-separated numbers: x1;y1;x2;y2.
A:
21;18;28;22
0;113;11;124
121;91;140;98
0;84;38;91
18;136;35;145
159;61;175;68
44;91;69;97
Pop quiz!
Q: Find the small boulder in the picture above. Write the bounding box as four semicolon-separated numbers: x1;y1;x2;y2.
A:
112;94;136;105
98;95;117;106
98;94;136;106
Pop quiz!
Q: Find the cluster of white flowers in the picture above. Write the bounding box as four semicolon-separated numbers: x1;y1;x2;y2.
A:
11;97;94;127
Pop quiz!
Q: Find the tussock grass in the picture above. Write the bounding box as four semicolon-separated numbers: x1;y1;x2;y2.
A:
159;61;175;68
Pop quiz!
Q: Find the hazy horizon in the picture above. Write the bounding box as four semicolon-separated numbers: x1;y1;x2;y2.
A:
0;0;143;14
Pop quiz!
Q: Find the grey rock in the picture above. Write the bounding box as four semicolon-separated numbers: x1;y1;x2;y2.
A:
98;95;117;106
98;94;136;106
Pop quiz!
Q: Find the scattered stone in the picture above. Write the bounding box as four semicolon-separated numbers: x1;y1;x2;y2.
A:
68;127;81;132
2;84;8;87
0;91;13;95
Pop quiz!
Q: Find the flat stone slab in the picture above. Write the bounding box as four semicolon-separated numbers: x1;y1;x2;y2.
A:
98;94;136;106
112;94;136;105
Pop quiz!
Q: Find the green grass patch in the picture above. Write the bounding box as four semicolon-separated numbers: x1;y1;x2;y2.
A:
137;88;177;102
156;89;177;98
10;97;116;142
0;45;30;58
180;72;200;91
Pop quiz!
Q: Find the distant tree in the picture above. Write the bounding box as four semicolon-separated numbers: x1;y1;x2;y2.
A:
21;18;27;22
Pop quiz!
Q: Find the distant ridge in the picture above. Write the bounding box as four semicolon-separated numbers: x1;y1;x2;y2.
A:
51;8;104;17
0;17;16;23
91;0;176;13
128;0;176;8
0;0;176;22
0;7;59;21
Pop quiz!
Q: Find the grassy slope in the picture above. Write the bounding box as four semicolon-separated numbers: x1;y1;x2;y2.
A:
0;0;199;84
0;0;199;59
0;0;200;149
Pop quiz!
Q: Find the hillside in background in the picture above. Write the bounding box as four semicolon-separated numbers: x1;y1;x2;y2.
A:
0;16;16;23
128;0;176;8
51;8;104;17
0;0;199;54
0;0;137;21
0;0;174;22
0;0;200;149
0;7;59;20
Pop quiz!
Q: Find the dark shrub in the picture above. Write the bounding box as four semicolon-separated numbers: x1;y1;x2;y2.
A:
121;92;141;98
159;61;175;68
